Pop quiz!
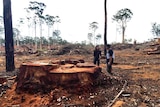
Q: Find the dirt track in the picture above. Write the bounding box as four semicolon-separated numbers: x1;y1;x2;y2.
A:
0;47;160;107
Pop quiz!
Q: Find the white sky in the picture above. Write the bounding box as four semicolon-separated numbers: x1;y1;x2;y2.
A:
1;0;160;43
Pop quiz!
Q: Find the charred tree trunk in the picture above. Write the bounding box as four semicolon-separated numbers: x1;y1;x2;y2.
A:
3;0;15;71
104;0;107;55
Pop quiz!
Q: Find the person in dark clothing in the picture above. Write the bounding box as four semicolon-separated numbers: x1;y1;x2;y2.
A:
106;44;114;74
93;45;101;66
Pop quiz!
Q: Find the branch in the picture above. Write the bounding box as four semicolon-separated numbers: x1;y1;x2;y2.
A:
107;80;127;107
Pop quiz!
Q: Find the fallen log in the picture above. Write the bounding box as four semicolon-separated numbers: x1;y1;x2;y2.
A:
147;50;160;55
143;45;160;55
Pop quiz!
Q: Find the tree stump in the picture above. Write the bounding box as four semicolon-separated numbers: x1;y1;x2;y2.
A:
16;60;101;93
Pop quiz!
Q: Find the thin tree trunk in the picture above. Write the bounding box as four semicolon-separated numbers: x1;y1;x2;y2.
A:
122;26;125;44
34;21;37;50
16;35;19;46
104;0;107;55
3;0;15;71
48;26;50;49
40;21;42;50
93;31;95;46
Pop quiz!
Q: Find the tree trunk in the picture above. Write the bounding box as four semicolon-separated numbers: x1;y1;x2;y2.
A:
48;26;50;49
34;21;37;50
3;0;15;71
16;60;101;93
93;30;95;46
39;21;42;50
122;26;125;44
16;35;19;46
104;0;107;55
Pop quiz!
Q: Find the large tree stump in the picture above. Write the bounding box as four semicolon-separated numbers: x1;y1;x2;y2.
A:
16;60;101;93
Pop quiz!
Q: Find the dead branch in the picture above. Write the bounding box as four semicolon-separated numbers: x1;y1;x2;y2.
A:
107;80;127;107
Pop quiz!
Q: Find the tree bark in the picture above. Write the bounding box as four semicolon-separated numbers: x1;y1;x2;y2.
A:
104;0;107;55
16;61;101;93
3;0;15;71
122;26;125;44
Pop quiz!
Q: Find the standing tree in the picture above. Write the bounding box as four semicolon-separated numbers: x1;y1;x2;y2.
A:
0;16;4;46
0;16;3;31
3;0;15;71
25;8;32;37
16;18;24;47
45;14;55;48
104;0;107;55
96;33;102;45
151;22;160;37
112;8;133;44
54;16;60;30
87;33;93;45
13;28;20;46
28;1;46;50
89;22;98;46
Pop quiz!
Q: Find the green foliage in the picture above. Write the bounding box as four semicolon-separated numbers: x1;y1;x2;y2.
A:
112;8;133;24
112;8;133;43
53;30;61;38
89;22;99;45
45;14;55;26
28;1;46;17
124;38;132;43
89;22;98;32
151;22;160;37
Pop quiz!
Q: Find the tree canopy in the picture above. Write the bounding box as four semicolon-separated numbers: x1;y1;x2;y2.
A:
112;8;133;43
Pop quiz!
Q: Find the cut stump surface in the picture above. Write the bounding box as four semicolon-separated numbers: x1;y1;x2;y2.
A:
16;60;101;93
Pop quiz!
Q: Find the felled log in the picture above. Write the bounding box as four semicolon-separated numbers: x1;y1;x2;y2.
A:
147;50;160;55
16;60;101;93
143;45;160;55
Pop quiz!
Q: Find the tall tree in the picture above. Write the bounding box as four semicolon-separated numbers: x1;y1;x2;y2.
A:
112;8;133;43
104;0;107;55
16;18;24;46
0;16;4;34
13;28;20;46
3;0;15;71
55;16;60;30
87;33;93;45
89;22;98;46
45;14;55;48
28;1;46;50
96;33;102;45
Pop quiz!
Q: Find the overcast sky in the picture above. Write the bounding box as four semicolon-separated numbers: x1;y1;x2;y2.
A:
1;0;160;43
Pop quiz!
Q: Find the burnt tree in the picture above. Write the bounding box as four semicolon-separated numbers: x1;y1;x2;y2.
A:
104;0;107;55
3;0;15;71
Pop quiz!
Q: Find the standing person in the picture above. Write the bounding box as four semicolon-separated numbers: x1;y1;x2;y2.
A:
93;45;101;66
106;44;114;74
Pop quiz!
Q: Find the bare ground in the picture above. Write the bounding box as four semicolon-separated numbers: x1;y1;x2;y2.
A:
0;45;160;107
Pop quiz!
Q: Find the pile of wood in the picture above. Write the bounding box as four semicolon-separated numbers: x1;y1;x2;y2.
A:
143;43;160;55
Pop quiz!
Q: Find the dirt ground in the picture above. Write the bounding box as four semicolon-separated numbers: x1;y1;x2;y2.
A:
0;44;160;107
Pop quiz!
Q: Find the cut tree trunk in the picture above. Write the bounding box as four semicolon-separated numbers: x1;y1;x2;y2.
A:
143;45;160;55
16;60;101;93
